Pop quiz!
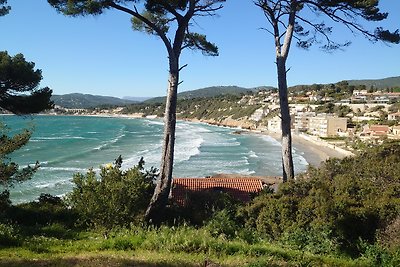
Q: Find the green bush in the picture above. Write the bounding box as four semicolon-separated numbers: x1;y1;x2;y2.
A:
169;190;239;226
241;141;400;256
0;223;20;247
7;194;75;228
0;190;11;219
205;209;239;240
68;157;157;230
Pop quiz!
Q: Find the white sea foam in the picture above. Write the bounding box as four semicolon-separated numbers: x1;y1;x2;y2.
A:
248;150;259;158
144;119;164;126
93;133;126;150
40;167;87;172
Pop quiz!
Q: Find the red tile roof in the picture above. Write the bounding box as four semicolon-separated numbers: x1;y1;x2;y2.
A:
171;177;264;205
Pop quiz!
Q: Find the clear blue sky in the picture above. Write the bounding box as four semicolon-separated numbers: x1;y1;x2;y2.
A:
1;0;399;98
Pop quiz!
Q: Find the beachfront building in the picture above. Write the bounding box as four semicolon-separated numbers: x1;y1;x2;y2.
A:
308;115;347;137
293;112;315;133
267;115;281;133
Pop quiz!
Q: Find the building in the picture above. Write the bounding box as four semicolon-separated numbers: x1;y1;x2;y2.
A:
308;115;347;137
293;112;315;132
171;177;265;205
362;124;390;138
391;126;400;139
267;115;282;133
388;112;400;121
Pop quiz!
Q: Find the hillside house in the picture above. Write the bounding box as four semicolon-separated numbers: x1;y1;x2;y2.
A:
362;125;390;138
171;177;267;205
388;112;400;121
390;126;400;139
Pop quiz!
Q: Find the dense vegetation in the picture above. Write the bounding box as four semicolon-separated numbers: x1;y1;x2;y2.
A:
144;86;273;104
1;142;399;266
51;93;137;109
123;94;262;121
346;76;400;90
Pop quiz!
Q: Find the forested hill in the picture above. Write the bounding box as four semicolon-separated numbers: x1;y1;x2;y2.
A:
52;93;138;108
144;85;276;104
345;76;400;89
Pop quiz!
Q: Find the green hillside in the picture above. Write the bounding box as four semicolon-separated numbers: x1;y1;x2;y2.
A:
145;85;275;104
52;93;138;109
345;76;400;89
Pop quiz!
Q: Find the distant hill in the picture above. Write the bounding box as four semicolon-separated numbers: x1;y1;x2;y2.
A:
345;76;400;89
145;85;276;104
122;96;152;102
52;93;138;109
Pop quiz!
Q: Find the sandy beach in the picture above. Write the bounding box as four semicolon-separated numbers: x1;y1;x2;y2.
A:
266;131;353;168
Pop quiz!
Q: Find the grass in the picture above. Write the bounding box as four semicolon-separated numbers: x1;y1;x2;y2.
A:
0;225;373;267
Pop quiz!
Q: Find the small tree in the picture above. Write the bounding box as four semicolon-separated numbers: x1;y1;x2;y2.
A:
48;0;224;223
0;52;53;196
255;0;399;181
68;157;157;230
0;125;38;189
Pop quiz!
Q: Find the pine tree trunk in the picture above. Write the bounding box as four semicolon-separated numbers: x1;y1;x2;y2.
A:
276;56;294;182
145;61;179;224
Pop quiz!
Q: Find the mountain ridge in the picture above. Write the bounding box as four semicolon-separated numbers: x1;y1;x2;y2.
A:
51;93;138;109
52;76;400;108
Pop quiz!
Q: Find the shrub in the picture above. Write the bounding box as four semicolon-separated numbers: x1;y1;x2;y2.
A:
0;223;20;247
68;157;157;230
241;141;400;256
169;190;240;226
0;190;11;219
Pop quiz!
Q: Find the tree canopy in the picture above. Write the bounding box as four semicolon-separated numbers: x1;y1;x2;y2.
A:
257;0;400;52
0;51;53;114
0;0;10;16
255;0;399;181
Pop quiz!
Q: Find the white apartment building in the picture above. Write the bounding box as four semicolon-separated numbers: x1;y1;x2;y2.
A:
308;115;347;137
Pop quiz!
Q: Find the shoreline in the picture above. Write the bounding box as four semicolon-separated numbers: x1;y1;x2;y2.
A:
178;117;354;168
266;131;353;167
2;112;354;169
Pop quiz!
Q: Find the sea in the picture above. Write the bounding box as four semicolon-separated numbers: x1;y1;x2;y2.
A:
1;115;308;203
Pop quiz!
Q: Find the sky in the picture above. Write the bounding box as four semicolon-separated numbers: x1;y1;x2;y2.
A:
1;1;399;98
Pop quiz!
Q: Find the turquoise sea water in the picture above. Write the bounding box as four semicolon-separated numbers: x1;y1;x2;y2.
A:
1;115;308;203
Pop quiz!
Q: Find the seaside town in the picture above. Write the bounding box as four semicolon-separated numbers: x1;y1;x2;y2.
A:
48;84;400;157
2;1;400;266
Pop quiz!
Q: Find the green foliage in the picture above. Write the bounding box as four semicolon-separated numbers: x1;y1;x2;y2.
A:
241;141;400;256
51;93;137;109
144;85;269;104
0;223;20;247
315;103;352;116
0;122;38;190
0;0;10;16
205;209;240;240
0;51;53;114
68;157;157;230
184;33;219;56
170;190;240;226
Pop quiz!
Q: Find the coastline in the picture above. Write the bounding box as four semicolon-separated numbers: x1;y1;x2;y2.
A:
266;131;352;167
178;117;354;168
8;112;353;169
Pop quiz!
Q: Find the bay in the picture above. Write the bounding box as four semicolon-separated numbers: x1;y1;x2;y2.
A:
1;115;308;203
